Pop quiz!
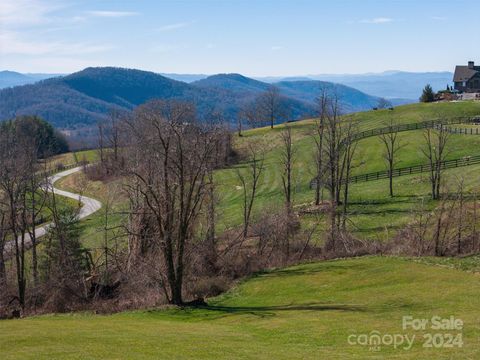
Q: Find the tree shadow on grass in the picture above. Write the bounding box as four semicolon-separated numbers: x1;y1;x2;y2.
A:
193;302;366;319
258;262;371;278
349;196;421;206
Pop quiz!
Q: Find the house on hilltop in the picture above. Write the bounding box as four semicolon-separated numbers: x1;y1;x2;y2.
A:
453;61;480;92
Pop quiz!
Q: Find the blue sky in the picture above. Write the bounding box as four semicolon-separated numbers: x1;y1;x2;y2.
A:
1;0;479;75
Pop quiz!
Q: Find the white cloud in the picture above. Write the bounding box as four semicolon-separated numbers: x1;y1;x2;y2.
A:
271;46;283;51
0;31;113;56
431;16;447;21
86;10;139;18
156;22;191;32
0;0;64;26
360;17;394;24
0;1;120;60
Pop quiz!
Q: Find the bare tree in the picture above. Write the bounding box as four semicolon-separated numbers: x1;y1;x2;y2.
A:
204;170;217;268
312;90;328;205
236;144;265;239
24;162;48;289
0;126;33;309
240;100;261;131
377;98;392;109
472;193;478;252
455;178;465;255
340;122;358;229
124;100;222;305
106;109;123;165
320;92;358;249
422;126;450;200
0;198;7;289
97;121;105;165
257;86;286;128
379;118;404;197
280;126;295;212
432;195;456;256
97;109;125;174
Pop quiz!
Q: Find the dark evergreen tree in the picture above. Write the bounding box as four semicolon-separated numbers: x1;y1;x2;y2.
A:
420;84;435;103
0;116;69;157
41;208;90;288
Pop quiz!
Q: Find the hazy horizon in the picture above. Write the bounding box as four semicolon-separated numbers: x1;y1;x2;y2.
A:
0;68;455;78
1;0;478;75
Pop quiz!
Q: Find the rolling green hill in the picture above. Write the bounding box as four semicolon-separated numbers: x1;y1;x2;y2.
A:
55;101;480;243
1;256;479;359
3;101;480;360
214;101;480;237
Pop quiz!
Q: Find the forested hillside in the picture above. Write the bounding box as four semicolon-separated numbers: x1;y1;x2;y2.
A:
0;67;380;129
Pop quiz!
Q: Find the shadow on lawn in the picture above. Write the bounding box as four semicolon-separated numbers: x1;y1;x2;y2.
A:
258;261;371;278
195;303;366;319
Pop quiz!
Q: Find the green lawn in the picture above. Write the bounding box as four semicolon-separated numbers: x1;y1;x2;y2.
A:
1;256;478;359
55;170;127;250
52;101;480;242
215;102;480;237
45;149;98;171
4;102;480;359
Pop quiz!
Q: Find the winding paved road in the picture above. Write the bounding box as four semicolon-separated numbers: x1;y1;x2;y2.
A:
5;166;102;255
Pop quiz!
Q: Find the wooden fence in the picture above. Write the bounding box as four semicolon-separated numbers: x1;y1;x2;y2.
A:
443;126;480;135
309;115;480;188
310;155;480;188
351;116;480;143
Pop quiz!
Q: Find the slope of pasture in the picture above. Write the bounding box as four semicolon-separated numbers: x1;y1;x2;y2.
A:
50;102;480;243
1;256;479;359
55;170;127;249
215;101;480;237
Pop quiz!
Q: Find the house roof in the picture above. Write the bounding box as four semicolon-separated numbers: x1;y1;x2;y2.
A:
453;65;480;82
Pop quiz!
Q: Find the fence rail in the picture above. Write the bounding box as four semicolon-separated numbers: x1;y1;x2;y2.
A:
310;115;480;188
443;126;480;135
350;155;480;184
351;116;480;143
310;154;480;188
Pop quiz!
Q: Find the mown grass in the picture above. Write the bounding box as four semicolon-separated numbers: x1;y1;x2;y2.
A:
52;101;480;243
1;256;479;359
45;149;98;171
4;102;480;359
215;101;480;238
55;171;127;250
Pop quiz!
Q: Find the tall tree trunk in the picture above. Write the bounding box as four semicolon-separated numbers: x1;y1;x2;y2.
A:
0;242;5;288
389;159;394;197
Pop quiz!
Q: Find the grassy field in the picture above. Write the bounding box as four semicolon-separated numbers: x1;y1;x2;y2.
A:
3;102;480;359
214;101;480;237
1;256;479;359
44;149;98;172
51;101;480;244
56;171;127;250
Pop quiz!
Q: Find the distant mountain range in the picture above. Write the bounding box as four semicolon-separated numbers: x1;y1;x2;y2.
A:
0;67;380;130
0;71;64;89
1;69;454;102
166;71;454;102
291;71;454;101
